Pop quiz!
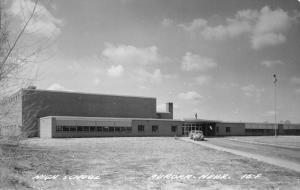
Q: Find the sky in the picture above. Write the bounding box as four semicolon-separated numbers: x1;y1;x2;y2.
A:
6;0;300;123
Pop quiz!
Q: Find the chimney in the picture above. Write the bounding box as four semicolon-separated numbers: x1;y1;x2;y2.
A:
27;86;37;90
166;102;173;118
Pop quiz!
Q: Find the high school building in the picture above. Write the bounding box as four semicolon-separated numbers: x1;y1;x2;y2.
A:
0;87;179;137
1;87;299;138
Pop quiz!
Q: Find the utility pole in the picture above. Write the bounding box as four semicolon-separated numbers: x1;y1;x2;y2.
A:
0;0;2;30
273;74;277;137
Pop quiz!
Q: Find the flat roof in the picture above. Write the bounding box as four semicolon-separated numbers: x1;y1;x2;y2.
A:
22;88;156;100
40;116;182;122
183;118;221;123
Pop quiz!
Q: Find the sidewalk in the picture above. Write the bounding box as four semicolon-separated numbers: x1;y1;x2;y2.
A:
179;137;300;173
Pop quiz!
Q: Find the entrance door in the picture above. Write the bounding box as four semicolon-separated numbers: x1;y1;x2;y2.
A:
202;123;216;136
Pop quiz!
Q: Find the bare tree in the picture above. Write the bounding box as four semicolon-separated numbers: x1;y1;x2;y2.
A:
0;0;44;97
0;0;57;137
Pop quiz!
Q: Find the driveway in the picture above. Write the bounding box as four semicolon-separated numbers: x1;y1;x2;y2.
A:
180;137;300;173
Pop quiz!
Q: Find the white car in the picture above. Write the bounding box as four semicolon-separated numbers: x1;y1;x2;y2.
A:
189;130;204;141
189;130;196;139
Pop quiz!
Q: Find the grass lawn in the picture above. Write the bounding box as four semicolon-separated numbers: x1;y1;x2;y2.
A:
1;137;300;189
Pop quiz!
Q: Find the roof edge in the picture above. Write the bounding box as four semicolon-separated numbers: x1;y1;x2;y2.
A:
21;88;156;99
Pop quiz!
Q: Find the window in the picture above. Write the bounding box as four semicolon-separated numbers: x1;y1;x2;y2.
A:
171;126;177;132
90;126;96;132
56;126;63;132
103;127;109;132
121;127;126;132
152;125;159;133
126;127;132;133
109;127;114;132
226;127;230;133
115;127;120;132
216;127;219;133
83;126;89;132
138;125;144;132
70;126;76;132
63;126;69;132
97;126;103;132
77;126;83;132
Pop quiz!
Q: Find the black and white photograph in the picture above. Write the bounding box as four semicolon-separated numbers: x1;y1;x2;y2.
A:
0;0;300;189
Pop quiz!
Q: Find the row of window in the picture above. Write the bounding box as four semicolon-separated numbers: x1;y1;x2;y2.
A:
226;127;230;133
182;124;203;127
137;125;159;132
56;125;178;133
220;128;277;134
137;125;177;133
56;126;132;133
216;127;231;133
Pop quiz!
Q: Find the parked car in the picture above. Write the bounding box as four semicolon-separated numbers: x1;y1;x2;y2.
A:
189;130;204;141
193;131;204;141
189;130;196;139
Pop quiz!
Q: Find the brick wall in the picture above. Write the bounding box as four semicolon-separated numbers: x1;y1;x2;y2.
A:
22;89;157;137
216;122;245;136
132;119;182;137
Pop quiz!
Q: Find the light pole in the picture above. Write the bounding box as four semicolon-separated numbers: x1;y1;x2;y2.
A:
273;74;277;137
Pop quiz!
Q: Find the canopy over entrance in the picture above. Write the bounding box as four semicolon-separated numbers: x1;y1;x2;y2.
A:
182;119;220;137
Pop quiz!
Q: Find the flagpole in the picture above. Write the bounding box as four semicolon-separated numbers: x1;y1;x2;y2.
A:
273;74;277;137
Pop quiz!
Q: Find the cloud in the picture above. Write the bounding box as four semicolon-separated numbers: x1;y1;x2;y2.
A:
101;43;165;65
107;65;124;77
178;18;208;31
181;52;217;71
291;77;300;84
241;84;264;100
179;6;299;49
296;88;300;94
201;25;230;40
251;33;286;49
194;76;212;85
178;91;203;101
134;68;163;83
261;60;285;67
202;19;252;40
162;18;174;27
98;43;171;83
245;6;296;49
9;0;63;38
47;83;71;91
179;9;255;40
251;6;292;49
